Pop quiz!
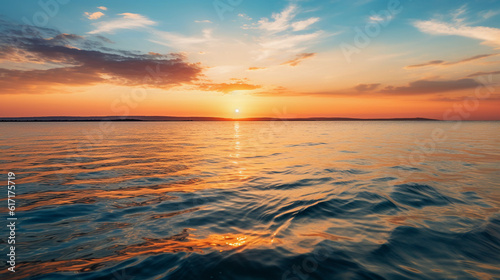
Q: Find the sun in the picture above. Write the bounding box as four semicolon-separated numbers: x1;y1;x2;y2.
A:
235;108;240;113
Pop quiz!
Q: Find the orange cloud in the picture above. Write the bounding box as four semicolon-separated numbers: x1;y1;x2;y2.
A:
354;83;380;92
197;81;261;94
466;70;500;77
84;11;104;20
380;78;481;95
248;66;267;70
281;52;316;66
405;54;497;68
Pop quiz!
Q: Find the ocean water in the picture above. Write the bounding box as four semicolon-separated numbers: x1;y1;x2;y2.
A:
0;121;499;280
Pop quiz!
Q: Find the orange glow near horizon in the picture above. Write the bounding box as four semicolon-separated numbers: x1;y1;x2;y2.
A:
1;85;499;120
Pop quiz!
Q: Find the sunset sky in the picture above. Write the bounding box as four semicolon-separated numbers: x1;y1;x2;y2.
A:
1;0;499;120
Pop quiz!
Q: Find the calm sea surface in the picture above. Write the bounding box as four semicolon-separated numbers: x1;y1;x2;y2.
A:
0;121;499;280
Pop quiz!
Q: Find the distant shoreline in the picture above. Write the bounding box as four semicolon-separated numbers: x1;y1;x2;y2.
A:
0;116;441;122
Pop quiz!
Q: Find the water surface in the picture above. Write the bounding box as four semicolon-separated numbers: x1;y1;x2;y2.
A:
0;121;499;279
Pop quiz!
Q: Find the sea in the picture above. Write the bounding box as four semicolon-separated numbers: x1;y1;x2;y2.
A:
0;121;499;280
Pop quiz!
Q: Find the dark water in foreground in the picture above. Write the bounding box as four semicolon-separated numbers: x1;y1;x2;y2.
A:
0;121;499;280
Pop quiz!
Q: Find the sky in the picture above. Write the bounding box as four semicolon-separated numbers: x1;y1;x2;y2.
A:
1;0;500;120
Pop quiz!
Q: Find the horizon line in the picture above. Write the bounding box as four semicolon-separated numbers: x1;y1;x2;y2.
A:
1;115;498;121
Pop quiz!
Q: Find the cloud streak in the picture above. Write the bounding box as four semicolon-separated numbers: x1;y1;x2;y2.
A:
466;70;500;77
88;13;156;34
355;83;380;91
406;54;498;68
414;19;500;47
281;53;316;66
197;81;261;94
380;78;481;95
151;29;213;50
291;17;320;31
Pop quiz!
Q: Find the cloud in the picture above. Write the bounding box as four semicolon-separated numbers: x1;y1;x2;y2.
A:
252;86;295;96
242;4;324;62
380;78;481;95
281;52;315;66
197;81;261;94
452;54;497;64
84;11;104;20
273;78;482;97
405;54;498;68
94;35;114;44
195;20;212;23
369;14;393;23
480;10;500;20
48;33;84;44
98;6;107;11
0;22;203;94
151;29;213;49
369;15;384;22
406;60;444;68
291;17;320;31
248;67;266;70
257;4;319;33
354;83;380;91
258;4;298;33
466;70;500;77
260;31;322;51
88;13;156;34
430;93;500;102
414;19;500;47
238;13;252;20
451;4;467;24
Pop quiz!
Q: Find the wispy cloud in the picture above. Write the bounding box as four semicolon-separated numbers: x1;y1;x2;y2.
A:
239;4;325;62
466;70;500;77
281;53;316;66
291;17;320;31
479;10;500;20
248;67;266;71
414;6;500;47
355;83;380;92
151;29;213;50
84;11;104;20
406;60;444;68
405;53;498;68
238;13;252;20
257;4;298;33
380;78;480;95
97;6;107;11
197;81;261;94
257;4;320;33
88;13;157;34
260;32;321;51
195;20;212;23
431;93;500;102
369;14;393;23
